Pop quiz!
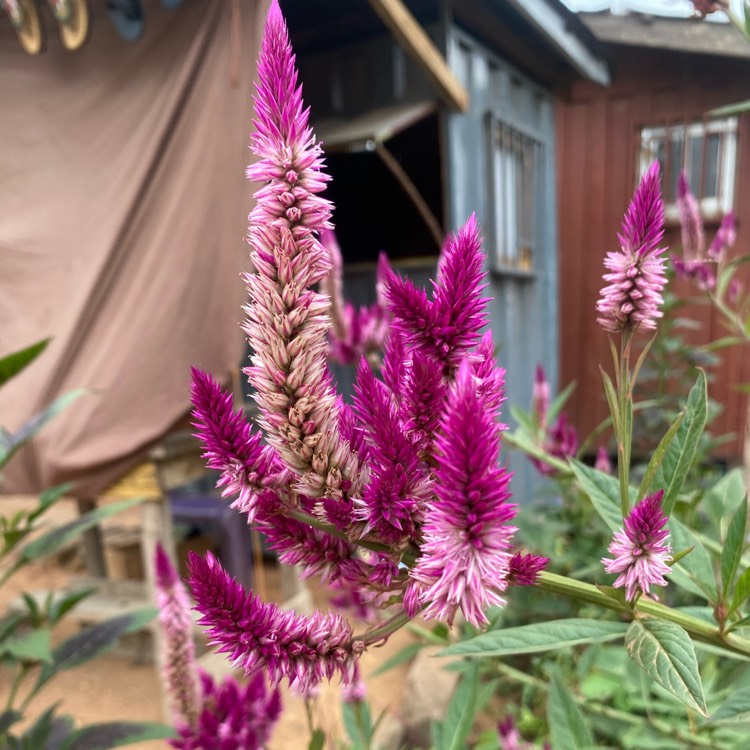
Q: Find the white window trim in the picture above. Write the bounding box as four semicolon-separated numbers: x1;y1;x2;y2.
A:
639;117;738;222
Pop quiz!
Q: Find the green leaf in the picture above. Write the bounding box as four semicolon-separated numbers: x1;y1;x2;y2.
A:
668;517;717;601
0;390;86;466
17;498;144;566
30;484;74;523
0;628;53;663
652;371;708;516
600;367;621;436
569;459;631;531
58;722;174;750
705;469;746;536
440;662;478;750
722;499;748;597
342;701;370;750
731;568;750;612
0;339;50;387
548;380;577;425
307;728;325;750
370;642;424;676
710;98;750;117
625;619;707;716
35;609;155;691
547;670;594;750
48;588;98;626
637;412;684;501
440;619;628;657
0;709;22;734
711;685;750;723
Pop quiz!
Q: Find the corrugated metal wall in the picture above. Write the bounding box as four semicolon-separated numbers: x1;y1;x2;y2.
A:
557;46;750;461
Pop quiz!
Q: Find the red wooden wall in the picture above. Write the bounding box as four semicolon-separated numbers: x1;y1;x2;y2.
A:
557;46;750;460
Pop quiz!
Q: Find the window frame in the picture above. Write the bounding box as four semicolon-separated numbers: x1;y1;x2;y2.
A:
485;113;543;277
638;116;738;223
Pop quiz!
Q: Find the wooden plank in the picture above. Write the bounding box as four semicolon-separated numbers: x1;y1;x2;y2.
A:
367;0;469;112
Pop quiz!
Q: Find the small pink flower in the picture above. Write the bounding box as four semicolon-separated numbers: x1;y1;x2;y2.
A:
595;446;612;474
507;552;549;586
602;490;672;601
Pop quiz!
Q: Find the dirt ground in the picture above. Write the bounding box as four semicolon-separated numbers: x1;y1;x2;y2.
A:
0;496;416;750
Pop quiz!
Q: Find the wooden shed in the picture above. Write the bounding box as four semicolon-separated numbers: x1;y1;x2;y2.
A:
557;10;750;462
285;0;608;498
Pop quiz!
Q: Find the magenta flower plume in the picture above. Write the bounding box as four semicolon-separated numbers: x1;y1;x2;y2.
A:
507;552;549;587
188;552;361;691
154;544;200;728
409;359;517;627
677;172;704;262
401;350;448;457
190;368;280;522
352;359;431;543
708;211;736;262
596;162;667;333
242;0;361;511
602;490;672;601
170;671;281;750
386;215;488;369
595;445;612;474
531;364;550;429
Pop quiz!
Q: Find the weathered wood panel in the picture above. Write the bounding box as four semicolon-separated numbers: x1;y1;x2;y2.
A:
557;47;750;461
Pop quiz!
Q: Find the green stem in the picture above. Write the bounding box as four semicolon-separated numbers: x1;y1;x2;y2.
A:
4;664;29;712
616;333;633;517
537;572;750;658
285;507;389;555
353;608;414;646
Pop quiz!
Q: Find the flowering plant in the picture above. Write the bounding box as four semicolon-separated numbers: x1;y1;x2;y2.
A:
183;2;750;747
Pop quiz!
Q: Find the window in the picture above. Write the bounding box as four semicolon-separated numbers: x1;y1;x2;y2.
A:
639;117;737;221
486;116;542;273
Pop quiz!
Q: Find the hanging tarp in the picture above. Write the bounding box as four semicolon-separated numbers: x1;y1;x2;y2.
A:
0;0;270;496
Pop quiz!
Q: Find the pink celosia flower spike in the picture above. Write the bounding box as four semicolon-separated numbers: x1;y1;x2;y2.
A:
531;364;550;430
677;172;704;262
596;162;667;333
154;543;200;729
409;359;517;627
708;211;736;263
190;368;282;522
188;552;361;692
243;0;362;513
171;671;282;750
602;489;672;601
507;552;549;587
386;215;488;370
595;445;612;474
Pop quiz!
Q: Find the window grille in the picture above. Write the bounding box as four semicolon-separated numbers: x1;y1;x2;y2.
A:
486;116;542;273
639;117;737;221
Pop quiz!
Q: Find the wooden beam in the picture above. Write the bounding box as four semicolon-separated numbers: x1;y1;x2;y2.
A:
368;0;469;112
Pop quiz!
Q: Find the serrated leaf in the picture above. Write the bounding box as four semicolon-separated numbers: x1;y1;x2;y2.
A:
711;685;750;723
370;642;423;676
35;609;155;691
0;628;53;663
653;371;707;516
0;339;50;387
547;671;594;750
441;662;478;750
722;499;747;597
668;517;717;601
569;459;633;531
17;498;144;566
58;722;174;750
440;619;628;657
625;619;707;716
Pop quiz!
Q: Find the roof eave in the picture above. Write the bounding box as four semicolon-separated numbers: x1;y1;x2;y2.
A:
506;0;611;85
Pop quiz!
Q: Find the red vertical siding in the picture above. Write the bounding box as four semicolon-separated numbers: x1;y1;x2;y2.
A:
557;47;750;460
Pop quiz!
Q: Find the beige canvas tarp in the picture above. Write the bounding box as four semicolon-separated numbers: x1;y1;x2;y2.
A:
0;0;270;496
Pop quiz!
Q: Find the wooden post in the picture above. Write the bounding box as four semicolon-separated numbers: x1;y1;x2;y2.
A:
367;0;469;112
75;498;108;577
